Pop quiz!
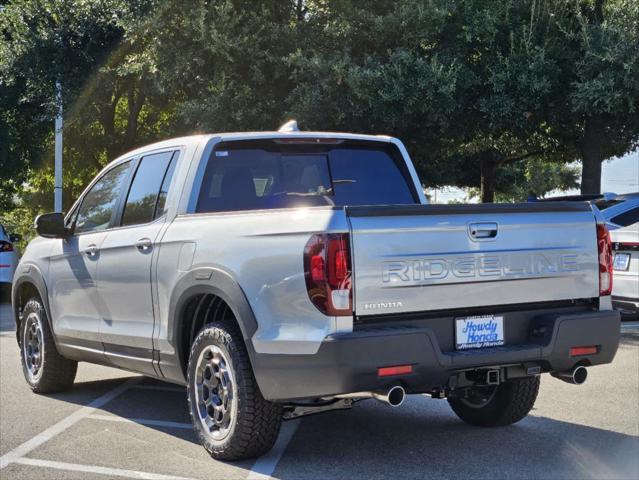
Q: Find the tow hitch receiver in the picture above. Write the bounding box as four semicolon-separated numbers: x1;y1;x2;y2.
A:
486;369;500;385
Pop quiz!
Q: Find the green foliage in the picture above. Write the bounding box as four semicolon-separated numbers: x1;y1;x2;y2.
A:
149;0;300;132
543;0;639;192
468;160;580;202
287;0;585;198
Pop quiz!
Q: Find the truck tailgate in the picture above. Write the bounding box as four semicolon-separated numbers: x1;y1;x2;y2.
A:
347;203;599;316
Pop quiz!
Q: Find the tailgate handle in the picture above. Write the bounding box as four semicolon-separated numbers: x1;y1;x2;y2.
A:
469;222;498;240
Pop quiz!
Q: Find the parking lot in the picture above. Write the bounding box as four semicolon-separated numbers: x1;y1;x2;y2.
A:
0;301;638;480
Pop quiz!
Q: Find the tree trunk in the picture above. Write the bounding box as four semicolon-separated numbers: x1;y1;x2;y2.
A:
480;151;498;203
580;116;605;194
97;98;118;160
124;79;146;149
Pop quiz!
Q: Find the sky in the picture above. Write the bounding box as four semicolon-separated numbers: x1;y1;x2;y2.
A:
601;150;639;194
429;150;639;203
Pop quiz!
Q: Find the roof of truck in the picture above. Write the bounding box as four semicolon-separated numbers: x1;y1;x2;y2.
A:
117;121;397;161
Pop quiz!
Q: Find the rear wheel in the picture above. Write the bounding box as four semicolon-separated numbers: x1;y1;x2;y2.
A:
448;376;540;427
187;322;282;461
19;298;77;393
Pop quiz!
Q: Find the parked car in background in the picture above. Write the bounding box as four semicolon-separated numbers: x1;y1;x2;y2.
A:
595;192;639;212
601;194;639;318
0;224;20;294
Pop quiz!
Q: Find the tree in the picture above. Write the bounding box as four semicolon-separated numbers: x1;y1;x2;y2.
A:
147;0;302;133
288;0;638;201
467;159;580;202
546;0;639;194
287;0;463;188
0;0;158;213
2;0;637;242
287;0;586;202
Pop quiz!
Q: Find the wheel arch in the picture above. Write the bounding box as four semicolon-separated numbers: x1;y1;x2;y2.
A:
168;268;260;382
11;265;54;345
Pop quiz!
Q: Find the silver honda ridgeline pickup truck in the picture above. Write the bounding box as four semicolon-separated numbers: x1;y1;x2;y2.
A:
12;124;620;460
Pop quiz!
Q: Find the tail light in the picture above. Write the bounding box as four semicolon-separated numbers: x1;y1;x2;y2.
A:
304;233;352;315
0;241;14;252
597;224;613;296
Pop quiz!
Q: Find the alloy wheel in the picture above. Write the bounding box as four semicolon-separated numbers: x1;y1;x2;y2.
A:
194;345;237;441
23;312;44;382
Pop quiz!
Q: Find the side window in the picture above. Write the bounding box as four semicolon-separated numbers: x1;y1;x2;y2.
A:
75;161;131;234
121;151;176;227
154;152;178;218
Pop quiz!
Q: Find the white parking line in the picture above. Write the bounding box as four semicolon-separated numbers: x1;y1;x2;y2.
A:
246;419;300;480
88;413;192;430
0;376;141;470
13;457;196;480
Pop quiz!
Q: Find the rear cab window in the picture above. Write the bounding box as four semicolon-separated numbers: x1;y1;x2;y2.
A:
196;139;417;213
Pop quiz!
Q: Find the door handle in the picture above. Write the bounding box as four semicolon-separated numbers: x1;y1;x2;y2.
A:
84;244;99;257
135;238;153;252
469;222;498;240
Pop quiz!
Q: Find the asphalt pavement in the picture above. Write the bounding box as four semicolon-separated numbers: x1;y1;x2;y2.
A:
0;301;638;480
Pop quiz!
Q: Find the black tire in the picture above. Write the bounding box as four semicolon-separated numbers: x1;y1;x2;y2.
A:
19;298;77;393
187;322;282;461
448;376;540;427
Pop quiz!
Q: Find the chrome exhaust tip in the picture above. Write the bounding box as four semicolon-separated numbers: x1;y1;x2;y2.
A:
374;385;406;407
336;385;407;407
551;365;588;385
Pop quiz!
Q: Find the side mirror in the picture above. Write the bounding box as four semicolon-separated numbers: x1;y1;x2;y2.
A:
8;233;21;243
34;213;69;239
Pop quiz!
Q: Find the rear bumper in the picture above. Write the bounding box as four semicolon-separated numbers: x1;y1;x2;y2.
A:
254;309;620;401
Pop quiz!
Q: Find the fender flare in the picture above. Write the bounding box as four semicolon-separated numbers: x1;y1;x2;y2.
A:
168;267;260;377
11;265;55;344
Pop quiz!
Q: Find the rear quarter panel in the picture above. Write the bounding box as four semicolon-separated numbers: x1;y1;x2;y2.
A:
155;208;351;356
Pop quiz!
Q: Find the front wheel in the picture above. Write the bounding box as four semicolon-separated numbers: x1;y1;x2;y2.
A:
19;298;77;393
447;376;540;427
187;322;282;461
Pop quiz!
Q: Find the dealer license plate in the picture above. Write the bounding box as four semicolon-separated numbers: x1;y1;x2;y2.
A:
455;315;504;350
613;253;630;271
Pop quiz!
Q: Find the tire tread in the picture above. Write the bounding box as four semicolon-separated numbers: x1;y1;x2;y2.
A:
187;322;282;461
20;298;77;393
448;376;540;427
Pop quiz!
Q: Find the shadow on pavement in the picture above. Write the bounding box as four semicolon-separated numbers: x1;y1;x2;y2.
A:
274;400;638;480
